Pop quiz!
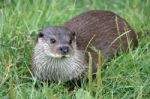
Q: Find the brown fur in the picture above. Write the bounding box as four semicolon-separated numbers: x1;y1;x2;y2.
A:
64;10;138;57
32;10;138;82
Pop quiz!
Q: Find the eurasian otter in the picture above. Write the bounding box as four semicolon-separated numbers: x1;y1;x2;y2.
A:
32;10;138;82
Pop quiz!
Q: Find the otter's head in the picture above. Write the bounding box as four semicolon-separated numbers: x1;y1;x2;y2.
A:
37;26;77;58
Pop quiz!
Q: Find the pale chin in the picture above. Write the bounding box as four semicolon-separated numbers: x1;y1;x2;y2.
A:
45;50;71;58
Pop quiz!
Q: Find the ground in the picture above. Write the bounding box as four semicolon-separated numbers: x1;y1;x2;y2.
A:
0;0;150;99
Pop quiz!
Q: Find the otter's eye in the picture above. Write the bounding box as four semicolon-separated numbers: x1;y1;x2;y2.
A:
38;32;44;38
50;39;56;44
69;40;72;44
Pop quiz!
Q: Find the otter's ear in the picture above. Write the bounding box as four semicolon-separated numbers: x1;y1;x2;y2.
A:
72;31;76;37
71;31;76;40
38;32;44;38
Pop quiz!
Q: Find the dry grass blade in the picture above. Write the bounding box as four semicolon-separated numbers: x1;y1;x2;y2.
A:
96;51;103;88
88;52;93;95
9;79;15;99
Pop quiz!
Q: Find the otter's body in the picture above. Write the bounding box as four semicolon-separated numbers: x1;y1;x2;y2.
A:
64;10;138;57
32;10;138;82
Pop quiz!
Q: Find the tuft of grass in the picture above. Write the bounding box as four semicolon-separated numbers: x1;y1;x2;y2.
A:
0;0;150;98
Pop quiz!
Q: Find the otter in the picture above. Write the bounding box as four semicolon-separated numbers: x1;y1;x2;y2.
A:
32;10;138;82
32;26;88;82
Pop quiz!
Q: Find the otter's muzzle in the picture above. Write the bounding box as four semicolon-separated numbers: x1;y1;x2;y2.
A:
59;46;69;54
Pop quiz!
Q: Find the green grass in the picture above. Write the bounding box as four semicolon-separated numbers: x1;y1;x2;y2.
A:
0;0;150;98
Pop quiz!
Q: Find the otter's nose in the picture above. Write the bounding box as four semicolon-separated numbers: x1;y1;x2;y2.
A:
60;46;69;54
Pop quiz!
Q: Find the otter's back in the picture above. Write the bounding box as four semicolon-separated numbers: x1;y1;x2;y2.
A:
64;10;138;56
